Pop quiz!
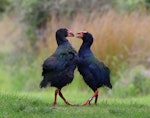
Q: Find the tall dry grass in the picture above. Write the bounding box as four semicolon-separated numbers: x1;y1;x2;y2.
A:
1;10;150;73
37;10;150;73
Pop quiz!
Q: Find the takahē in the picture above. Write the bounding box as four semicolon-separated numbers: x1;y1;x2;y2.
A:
40;28;77;106
76;31;112;106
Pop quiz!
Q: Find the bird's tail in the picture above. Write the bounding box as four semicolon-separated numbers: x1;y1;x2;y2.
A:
39;78;47;88
106;83;112;89
104;66;112;89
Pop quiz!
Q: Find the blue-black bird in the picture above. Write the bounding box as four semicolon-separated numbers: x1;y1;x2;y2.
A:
40;28;77;106
76;31;112;106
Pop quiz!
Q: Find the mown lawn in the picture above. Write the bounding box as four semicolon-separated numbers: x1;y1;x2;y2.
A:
0;91;150;118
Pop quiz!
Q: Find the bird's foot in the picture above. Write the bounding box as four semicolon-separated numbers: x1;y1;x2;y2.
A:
71;104;80;106
81;100;91;106
65;101;73;106
51;103;57;106
65;101;80;106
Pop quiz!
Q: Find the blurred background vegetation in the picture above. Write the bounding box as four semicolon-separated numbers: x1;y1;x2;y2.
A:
0;0;150;97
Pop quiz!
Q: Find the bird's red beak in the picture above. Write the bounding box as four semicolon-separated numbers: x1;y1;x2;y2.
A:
67;29;74;37
76;31;87;39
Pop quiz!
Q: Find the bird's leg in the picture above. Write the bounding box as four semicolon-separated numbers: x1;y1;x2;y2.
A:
58;90;72;106
52;89;60;106
82;90;98;106
95;94;98;105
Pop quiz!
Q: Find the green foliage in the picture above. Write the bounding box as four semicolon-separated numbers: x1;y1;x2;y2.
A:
113;0;146;11
0;0;9;13
21;0;51;28
0;47;41;91
145;0;150;10
6;0;52;46
0;0;9;18
113;65;150;97
20;0;51;46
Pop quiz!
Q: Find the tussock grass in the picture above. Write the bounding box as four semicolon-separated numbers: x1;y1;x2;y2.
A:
39;11;150;70
1;10;150;71
80;11;150;71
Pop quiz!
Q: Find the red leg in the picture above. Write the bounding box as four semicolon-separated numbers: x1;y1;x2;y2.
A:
95;94;98;105
58;90;72;106
82;90;98;106
52;89;60;106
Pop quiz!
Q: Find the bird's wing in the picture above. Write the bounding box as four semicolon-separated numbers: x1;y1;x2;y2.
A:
89;62;101;76
88;58;105;82
42;51;76;75
88;57;110;85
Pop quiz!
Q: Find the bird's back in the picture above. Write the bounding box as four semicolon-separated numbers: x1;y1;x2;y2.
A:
41;42;77;88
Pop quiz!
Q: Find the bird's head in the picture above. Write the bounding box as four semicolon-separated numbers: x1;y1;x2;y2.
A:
76;31;93;44
56;28;74;37
66;28;75;37
76;31;87;39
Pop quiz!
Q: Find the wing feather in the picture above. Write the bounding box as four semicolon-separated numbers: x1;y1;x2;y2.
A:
42;51;76;76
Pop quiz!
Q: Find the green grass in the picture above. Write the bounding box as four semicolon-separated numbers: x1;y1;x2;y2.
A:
0;91;150;118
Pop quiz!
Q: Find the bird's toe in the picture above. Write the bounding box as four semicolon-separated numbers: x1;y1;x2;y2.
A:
81;100;91;106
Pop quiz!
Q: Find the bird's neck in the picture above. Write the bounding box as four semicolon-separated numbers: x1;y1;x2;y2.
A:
79;43;92;57
56;35;68;46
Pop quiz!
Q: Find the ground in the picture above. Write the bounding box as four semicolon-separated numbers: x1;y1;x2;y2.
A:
0;91;149;118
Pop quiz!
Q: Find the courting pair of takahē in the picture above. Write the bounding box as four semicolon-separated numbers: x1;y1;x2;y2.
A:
40;28;112;106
